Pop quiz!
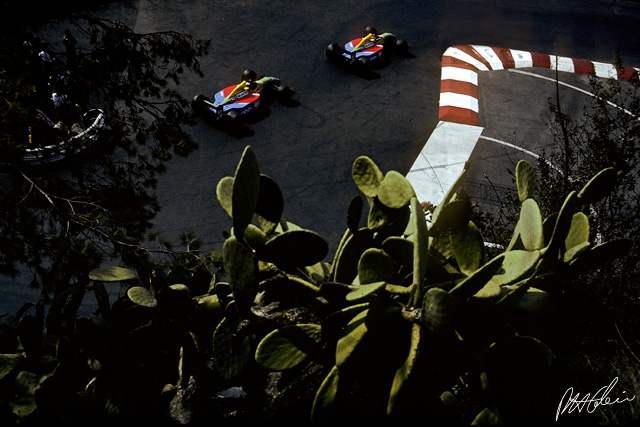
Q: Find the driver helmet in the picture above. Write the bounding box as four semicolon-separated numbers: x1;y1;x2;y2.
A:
242;69;257;82
364;26;378;37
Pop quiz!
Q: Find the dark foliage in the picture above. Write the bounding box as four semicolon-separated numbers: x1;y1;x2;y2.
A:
0;2;210;328
473;69;640;424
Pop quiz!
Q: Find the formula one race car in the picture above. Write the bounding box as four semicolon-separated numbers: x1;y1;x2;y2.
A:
326;26;409;69
192;69;295;123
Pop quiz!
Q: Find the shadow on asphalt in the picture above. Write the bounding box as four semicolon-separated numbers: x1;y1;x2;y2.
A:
327;50;416;80
198;96;301;139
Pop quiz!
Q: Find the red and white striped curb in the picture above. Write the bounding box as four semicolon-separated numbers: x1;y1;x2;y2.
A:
407;45;639;206
439;45;640;126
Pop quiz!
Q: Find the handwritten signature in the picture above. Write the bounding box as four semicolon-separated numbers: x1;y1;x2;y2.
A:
556;377;635;421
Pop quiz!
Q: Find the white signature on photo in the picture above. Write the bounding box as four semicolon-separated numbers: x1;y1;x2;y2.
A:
556;377;635;421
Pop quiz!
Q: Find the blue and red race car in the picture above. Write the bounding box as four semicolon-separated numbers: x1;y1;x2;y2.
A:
326;26;410;69
192;69;295;124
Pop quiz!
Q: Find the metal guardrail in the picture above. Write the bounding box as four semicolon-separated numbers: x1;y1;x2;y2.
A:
19;109;106;165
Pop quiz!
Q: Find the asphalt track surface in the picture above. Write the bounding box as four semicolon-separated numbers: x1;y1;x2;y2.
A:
2;0;640;317
124;0;640;256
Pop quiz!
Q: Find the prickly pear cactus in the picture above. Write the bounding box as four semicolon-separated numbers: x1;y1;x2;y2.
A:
78;150;630;424
224;148;630;423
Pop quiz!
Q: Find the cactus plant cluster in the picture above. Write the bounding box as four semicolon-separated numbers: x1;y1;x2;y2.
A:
99;144;624;423
214;146;630;422
2;144;629;423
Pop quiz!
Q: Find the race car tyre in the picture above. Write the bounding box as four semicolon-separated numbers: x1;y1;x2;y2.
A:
377;49;388;63
395;39;409;52
326;43;342;60
382;35;397;49
227;110;241;121
192;94;212;114
277;85;294;98
193;94;210;103
355;57;369;68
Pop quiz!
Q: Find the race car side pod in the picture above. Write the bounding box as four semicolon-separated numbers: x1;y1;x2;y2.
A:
353;33;375;51
406;45;640;207
223;81;249;105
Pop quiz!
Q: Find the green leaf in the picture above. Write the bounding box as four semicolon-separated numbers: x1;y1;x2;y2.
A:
473;280;502;299
512;286;552;315
10;371;41;418
542;212;557;247
195;294;223;325
169;283;190;293
472;407;501;424
564;212;589;251
275;221;302;233
422;287;457;333
378;170;415;209
381;236;413;268
495;275;538;307
367;199;410;234
450;254;504;301
429;227;455;261
89;266;137;282
411;197;429;307
320;303;369;339
387;323;421;414
568;238;632;272
431;163;469;223
266;275;320;298
331;228;375;284
157;284;193;313
546;191;579;256
490;250;540;286
243;223;269;253
358;248;395;284
507;198;544;251
255;324;322;370
216;176;234;218
429;199;472;237
127;286;157;307
256;174;283;235
305;262;331;285
450;221;485;275
232;146;261;240
223;236;258;316
577;167;618;205
346;281;386;302
335;309;368;367
352;156;384;197
516;160;537;203
212;317;253;379
564;241;590;263
0;354;24;380
311;366;340;421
